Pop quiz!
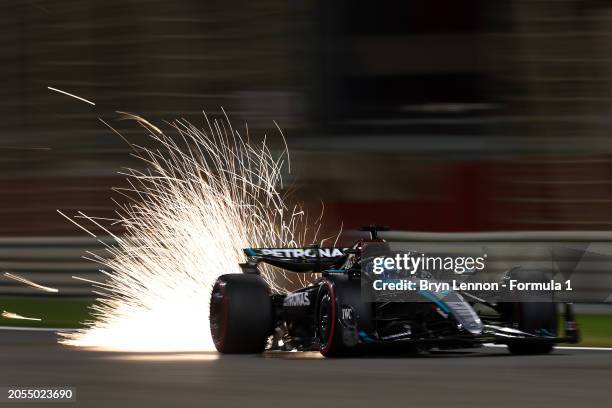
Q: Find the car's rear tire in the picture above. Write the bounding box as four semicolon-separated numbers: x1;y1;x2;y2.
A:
209;274;273;354
501;269;557;355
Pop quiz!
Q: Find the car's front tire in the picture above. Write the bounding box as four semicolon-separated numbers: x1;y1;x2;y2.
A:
316;279;348;357
209;274;273;354
501;269;558;355
316;277;368;357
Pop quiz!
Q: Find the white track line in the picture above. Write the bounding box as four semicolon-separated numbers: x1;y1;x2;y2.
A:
485;343;612;351
0;326;74;332
0;327;610;351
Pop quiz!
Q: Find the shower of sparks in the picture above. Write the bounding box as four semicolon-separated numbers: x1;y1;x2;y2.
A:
59;111;329;352
47;86;96;106
1;311;42;321
71;275;105;286
3;272;59;293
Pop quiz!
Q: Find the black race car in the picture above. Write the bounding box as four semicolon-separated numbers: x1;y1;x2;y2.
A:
209;226;580;357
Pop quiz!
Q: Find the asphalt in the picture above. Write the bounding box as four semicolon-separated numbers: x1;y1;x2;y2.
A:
1;330;612;408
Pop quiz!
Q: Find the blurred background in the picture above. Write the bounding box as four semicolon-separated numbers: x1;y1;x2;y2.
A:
0;0;611;341
6;0;612;234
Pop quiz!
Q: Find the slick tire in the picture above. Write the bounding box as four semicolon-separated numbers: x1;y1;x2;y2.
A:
209;274;273;354
501;269;557;355
316;278;365;357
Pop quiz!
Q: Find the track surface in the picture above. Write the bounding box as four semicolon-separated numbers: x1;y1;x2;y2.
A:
1;331;611;408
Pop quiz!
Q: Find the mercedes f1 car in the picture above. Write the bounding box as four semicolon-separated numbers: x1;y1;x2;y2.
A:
209;226;580;357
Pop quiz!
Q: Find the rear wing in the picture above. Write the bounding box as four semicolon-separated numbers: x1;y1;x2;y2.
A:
242;247;349;273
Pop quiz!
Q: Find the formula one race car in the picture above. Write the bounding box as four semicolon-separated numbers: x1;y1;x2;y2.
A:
209;226;580;357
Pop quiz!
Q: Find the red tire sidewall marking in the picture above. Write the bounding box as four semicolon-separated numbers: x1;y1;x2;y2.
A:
320;279;336;355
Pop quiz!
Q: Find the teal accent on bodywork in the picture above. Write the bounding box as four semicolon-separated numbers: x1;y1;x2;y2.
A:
539;328;555;337
417;290;450;313
323;269;345;274
245;248;257;256
358;330;375;343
